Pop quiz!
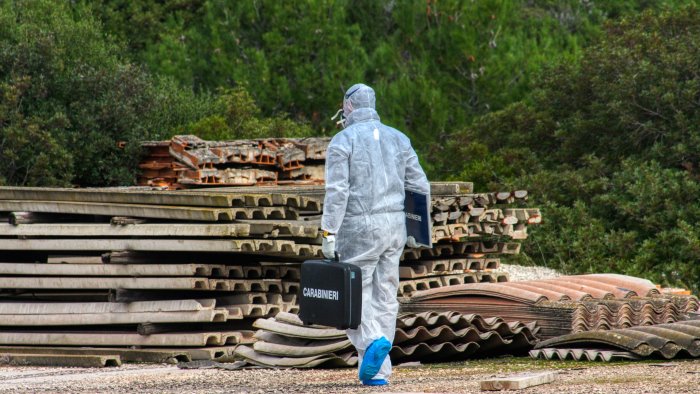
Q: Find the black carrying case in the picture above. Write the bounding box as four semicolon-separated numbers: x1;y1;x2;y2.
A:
299;259;362;330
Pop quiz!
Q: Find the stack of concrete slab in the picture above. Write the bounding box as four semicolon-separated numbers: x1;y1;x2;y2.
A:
138;135;329;188
0;186;324;366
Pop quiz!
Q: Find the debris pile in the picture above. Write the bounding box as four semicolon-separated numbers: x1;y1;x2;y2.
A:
138;136;329;188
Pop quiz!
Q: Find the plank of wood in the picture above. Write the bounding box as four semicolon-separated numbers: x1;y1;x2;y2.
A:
480;372;557;391
0;353;121;368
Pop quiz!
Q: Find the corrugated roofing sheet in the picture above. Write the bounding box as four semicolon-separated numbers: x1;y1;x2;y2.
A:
400;275;699;339
391;312;538;363
530;348;640;362
535;320;700;359
407;274;660;303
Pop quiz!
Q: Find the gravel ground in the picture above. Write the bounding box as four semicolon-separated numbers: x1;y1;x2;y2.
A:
0;357;699;393
499;263;561;281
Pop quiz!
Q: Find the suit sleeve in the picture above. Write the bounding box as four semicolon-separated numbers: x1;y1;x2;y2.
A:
404;144;430;195
321;139;350;234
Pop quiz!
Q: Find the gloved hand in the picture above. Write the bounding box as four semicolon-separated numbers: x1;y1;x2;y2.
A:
406;236;419;249
322;232;336;259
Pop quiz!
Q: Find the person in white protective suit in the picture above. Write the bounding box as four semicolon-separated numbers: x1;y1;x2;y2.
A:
321;83;430;386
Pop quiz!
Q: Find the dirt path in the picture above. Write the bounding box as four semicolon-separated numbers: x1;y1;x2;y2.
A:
0;357;698;393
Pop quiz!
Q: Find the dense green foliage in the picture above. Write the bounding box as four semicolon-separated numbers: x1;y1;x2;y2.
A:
447;7;700;291
1;0;698;289
0;1;209;186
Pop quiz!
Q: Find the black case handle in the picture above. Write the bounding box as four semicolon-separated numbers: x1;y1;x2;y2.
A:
325;251;340;263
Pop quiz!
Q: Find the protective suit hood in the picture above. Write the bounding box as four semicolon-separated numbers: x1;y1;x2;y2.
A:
343;83;376;114
332;83;377;128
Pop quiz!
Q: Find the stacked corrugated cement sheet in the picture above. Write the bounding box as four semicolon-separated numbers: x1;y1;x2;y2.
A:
138;135;329;188
399;274;700;339
534;320;700;359
391;312;538;363
0;186;323;365
234;311;537;367
233;312;357;368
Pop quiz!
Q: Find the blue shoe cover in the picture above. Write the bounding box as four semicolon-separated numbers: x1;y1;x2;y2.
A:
362;379;388;386
359;337;392;381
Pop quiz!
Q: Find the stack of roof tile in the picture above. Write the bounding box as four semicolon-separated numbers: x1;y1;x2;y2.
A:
138;135;329;188
399;274;699;339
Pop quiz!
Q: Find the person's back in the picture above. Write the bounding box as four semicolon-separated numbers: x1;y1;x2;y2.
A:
321;83;429;387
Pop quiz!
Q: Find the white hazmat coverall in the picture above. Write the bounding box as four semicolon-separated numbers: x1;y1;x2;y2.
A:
321;83;430;381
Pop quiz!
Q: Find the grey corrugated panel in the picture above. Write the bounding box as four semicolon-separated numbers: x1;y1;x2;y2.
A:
397;312;539;341
405;274;660;304
395;326;486;346
253;338;353;357
252;318;347;339
390;311;539;364
390;341;480;362
530;348;640;362
408;283;550;304
233;346;357;368
401;292;699;339
536;320;700;359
